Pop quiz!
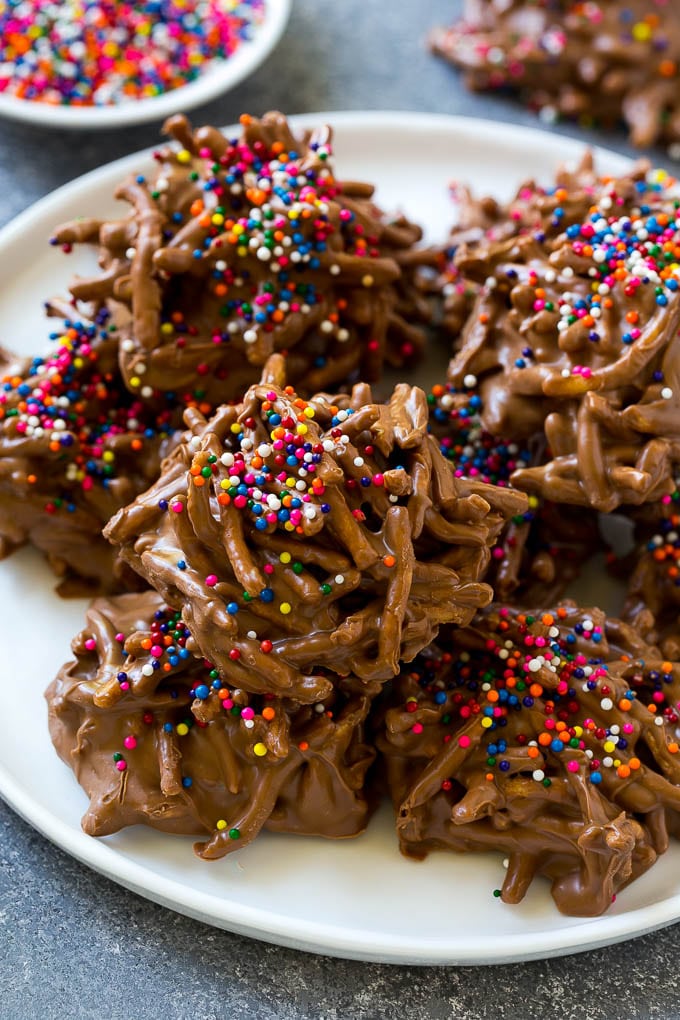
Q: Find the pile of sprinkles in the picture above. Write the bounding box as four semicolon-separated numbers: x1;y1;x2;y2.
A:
0;0;264;106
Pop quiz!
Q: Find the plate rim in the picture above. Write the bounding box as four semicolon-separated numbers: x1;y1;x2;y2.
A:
2;111;675;966
0;0;292;130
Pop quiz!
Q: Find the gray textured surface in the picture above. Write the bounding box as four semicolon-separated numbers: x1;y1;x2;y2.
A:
1;1;680;1017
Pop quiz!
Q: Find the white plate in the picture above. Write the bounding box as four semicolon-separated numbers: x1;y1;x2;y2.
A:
0;0;291;130
3;112;677;966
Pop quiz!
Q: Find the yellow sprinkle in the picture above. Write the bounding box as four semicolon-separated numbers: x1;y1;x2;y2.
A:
176;149;192;164
573;726;583;738
362;274;374;287
129;376;141;388
280;602;292;615
279;552;292;564
216;819;227;830
230;423;243;434
160;323;174;335
233;223;244;235
303;407;315;418
212;214;225;226
220;479;230;490
176;723;189;736
253;742;267;757
603;740;616;753
102;451;115;463
73;358;84;369
632;22;651;42
296;423;308;435
481;717;493;729
284;522;295;532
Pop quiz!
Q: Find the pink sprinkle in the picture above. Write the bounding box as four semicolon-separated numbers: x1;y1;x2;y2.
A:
459;735;471;748
566;760;580;773
205;574;218;587
241;706;255;721
171;501;183;513
116;760;127;772
123;735;137;750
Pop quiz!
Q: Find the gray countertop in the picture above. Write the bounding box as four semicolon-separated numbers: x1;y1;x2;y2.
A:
1;2;679;1017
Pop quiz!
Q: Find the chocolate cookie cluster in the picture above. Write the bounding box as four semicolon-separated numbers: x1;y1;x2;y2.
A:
53;112;429;406
432;0;680;151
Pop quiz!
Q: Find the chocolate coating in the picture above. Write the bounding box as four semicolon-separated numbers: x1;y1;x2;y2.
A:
446;158;680;512
431;0;680;150
46;591;378;859
428;379;597;603
52;112;430;407
104;355;527;691
0;308;179;592
377;601;680;916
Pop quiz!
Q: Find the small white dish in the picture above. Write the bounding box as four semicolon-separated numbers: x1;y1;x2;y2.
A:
0;0;291;130
3;112;674;966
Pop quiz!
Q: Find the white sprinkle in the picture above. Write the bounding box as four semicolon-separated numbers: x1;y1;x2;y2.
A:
532;770;545;782
600;698;614;711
